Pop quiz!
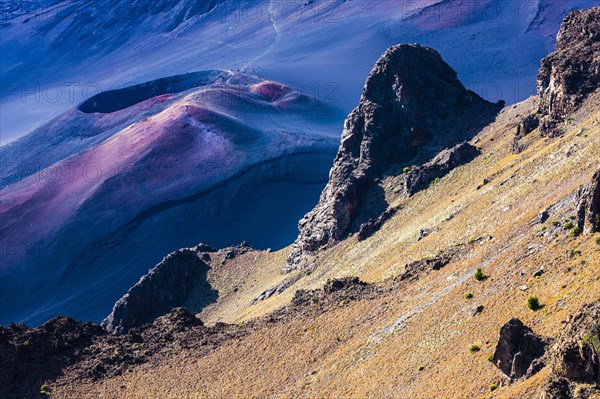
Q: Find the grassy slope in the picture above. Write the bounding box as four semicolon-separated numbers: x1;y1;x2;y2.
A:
53;92;600;398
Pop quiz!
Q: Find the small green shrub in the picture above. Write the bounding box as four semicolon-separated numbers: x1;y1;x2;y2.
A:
569;248;582;257
489;383;498;392
474;268;485;281
487;354;494;363
595;236;600;245
465;292;474;299
569;226;581;237
403;167;412;174
40;384;49;395
564;221;574;229
418;365;425;371
468;344;481;353
528;296;541;311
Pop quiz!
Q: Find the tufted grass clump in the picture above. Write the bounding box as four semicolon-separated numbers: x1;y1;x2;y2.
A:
569;226;581;237
564;221;574;229
468;344;481;353
528;296;541;311
474;268;485;281
465;292;474;299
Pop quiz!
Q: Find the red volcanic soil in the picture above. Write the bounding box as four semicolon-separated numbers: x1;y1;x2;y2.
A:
250;81;291;102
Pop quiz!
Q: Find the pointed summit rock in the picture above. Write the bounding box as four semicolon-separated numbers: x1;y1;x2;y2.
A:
285;44;502;271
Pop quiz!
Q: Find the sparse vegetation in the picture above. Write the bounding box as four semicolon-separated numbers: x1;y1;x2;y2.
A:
581;323;600;353
489;383;498;392
528;296;541;311
403;167;412;174
565;221;574;229
40;384;49;395
569;248;582;257
552;220;561;227
569;226;581;237
474;268;485;281
487;355;494;363
465;292;474;299
418;365;425;371
468;344;481;353
595;236;600;245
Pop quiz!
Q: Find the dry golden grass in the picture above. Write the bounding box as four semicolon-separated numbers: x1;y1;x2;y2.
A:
52;93;600;398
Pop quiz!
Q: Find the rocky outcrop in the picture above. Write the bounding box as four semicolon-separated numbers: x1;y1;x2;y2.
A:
576;167;600;234
512;114;540;153
285;44;501;271
1;307;244;398
222;242;254;260
357;208;397;241
492;318;547;380
323;276;367;294
0;317;105;398
102;248;217;334
544;301;600;399
401;142;480;196
514;6;599;146
538;7;599;123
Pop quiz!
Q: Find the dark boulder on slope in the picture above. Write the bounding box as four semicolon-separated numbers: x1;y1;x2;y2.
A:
401;141;480;196
285;44;501;271
492;318;547;380
101;248;217;334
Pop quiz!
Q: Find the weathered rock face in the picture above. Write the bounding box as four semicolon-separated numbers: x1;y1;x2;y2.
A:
576;167;600;234
492;318;547;380
538;7;600;123
285;44;501;271
513;7;599;149
545;301;600;399
101;248;217;334
402;141;480;196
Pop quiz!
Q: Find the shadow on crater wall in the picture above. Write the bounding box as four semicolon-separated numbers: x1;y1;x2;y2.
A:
78;70;227;114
